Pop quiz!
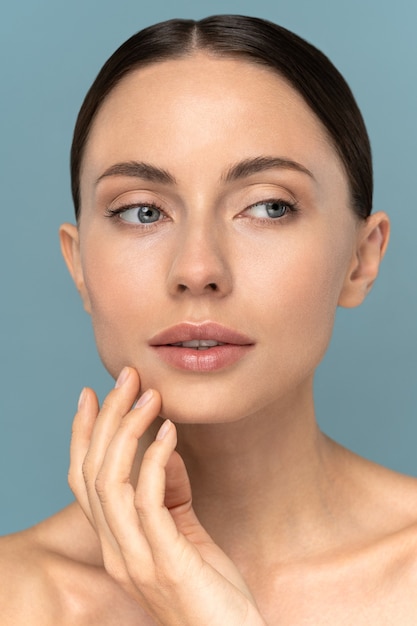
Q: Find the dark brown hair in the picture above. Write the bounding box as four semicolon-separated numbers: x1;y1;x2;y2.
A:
71;15;372;220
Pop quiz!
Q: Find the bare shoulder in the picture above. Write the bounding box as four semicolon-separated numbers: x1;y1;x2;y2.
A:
270;445;417;623
376;499;417;622
342;445;417;588
0;503;154;626
0;526;59;625
358;452;417;532
0;503;100;625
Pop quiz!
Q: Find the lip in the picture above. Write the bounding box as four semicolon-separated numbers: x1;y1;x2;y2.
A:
149;321;254;346
149;322;255;372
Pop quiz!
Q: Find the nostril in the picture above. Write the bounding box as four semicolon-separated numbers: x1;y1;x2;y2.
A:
174;281;220;294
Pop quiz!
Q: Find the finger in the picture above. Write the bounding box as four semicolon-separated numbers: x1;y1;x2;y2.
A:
139;424;213;548
78;367;140;552
85;367;141;476
164;449;193;510
68;386;99;523
137;428;256;604
134;420;195;553
163;450;211;542
82;368;140;518
94;389;162;560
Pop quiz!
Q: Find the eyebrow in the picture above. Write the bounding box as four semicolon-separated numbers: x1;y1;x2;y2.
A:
96;161;176;185
222;156;314;182
95;155;314;187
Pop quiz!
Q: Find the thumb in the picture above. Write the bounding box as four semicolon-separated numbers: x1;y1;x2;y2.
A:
164;449;193;511
164;448;211;543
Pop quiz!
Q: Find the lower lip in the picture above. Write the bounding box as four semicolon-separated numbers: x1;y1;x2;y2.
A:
151;344;253;372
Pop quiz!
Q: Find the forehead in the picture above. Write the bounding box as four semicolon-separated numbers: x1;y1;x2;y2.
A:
82;53;347;197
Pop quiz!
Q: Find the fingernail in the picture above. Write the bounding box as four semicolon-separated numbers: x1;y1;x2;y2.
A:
78;388;87;410
134;389;153;409
115;367;129;388
156;420;171;441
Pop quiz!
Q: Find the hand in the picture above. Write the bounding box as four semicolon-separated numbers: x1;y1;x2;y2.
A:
69;367;267;626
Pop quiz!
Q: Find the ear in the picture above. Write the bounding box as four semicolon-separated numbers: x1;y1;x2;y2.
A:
338;211;390;308
59;223;92;314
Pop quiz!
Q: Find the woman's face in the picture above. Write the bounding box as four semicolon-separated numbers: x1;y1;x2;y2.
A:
63;54;365;423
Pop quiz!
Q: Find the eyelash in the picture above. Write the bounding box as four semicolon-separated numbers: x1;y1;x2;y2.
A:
243;198;299;223
104;202;166;225
104;198;299;226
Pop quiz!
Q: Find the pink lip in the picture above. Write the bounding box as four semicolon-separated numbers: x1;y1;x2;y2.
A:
149;321;254;346
149;322;254;372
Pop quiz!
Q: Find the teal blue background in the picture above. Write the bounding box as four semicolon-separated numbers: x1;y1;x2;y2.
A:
1;0;416;534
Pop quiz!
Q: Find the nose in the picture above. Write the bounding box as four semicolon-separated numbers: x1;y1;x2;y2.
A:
166;221;233;298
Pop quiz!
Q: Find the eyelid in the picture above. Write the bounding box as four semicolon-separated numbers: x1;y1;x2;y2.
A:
247;198;297;209
242;197;299;218
104;201;167;224
104;187;168;213
103;191;300;225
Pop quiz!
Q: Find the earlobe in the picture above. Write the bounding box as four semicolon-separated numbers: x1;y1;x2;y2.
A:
59;223;92;314
338;211;390;308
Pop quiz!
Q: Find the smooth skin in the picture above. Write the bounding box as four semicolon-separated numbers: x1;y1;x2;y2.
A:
2;54;417;624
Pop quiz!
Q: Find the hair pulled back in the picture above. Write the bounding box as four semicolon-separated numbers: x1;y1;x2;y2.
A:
71;15;372;220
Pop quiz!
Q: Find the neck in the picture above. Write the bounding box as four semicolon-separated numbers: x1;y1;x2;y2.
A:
175;380;340;565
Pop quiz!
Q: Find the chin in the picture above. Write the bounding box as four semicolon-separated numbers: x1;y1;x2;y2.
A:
158;395;240;425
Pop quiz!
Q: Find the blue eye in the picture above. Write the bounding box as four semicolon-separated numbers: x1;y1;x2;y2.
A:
107;204;163;224
247;200;293;219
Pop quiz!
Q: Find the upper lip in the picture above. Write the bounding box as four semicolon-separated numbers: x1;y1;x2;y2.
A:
149;322;255;346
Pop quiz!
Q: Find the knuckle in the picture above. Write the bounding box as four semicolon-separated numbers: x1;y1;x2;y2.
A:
81;457;101;494
81;459;92;486
67;467;79;494
94;468;117;506
124;559;158;599
133;483;152;518
133;491;147;517
94;472;108;500
102;553;130;586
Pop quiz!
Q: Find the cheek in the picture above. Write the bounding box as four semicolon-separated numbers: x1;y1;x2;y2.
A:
81;237;159;378
241;228;353;377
